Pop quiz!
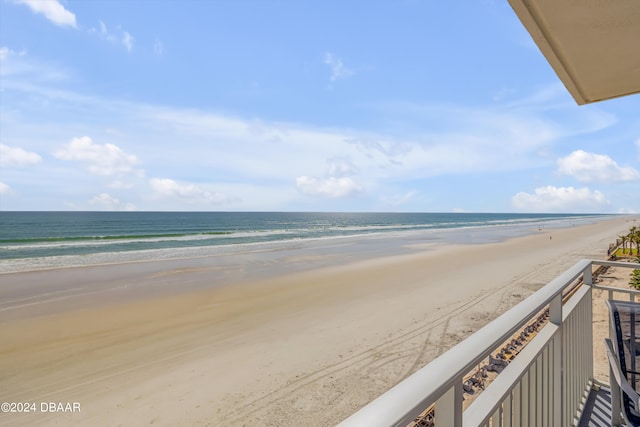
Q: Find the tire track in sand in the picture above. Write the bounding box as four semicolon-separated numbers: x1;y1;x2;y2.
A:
216;283;523;426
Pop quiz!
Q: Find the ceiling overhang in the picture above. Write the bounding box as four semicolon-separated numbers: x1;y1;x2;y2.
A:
508;0;640;105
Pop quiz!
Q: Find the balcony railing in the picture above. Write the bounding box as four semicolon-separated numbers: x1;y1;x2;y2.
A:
338;259;640;427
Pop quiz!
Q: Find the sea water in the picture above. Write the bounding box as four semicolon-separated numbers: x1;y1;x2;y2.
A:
0;211;607;272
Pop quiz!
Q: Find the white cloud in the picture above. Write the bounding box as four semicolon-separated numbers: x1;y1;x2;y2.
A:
54;136;140;176
149;178;235;205
3;57;636;212
326;158;358;177
89;192;135;211
324;52;354;84
557;150;640;183
296;176;363;198
0;47;16;62
153;38;164;56
618;207;638;214
0;47;69;83
15;0;76;28
511;185;610;213
0;182;12;194
296;159;363;198
122;32;134;52
346;137;413;161
3;71;602;187
0;144;42;167
89;21;134;51
107;180;134;190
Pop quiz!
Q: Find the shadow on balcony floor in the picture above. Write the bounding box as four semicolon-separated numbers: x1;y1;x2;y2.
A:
579;386;612;427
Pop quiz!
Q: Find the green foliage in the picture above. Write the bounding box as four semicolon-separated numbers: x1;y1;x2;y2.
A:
632;269;640;290
615;247;639;257
617;226;640;257
622;226;640;289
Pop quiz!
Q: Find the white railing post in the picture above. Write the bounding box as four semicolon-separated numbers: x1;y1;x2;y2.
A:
610;360;623;426
549;292;563;427
583;264;592;286
435;382;462;427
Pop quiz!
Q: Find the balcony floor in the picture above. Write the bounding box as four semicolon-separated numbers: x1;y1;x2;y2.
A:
579;385;613;427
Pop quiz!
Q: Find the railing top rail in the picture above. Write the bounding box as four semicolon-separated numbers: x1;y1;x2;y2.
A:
594;284;640;294
593;260;640;269
339;258;597;427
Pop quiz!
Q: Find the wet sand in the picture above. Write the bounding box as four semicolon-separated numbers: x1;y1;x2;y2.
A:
0;216;636;426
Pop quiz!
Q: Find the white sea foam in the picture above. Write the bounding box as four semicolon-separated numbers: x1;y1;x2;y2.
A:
0;213;611;275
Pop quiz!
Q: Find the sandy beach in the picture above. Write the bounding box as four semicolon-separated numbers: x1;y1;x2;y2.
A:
0;215;637;426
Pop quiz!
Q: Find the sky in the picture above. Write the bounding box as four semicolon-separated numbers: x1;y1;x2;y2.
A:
1;1;639;213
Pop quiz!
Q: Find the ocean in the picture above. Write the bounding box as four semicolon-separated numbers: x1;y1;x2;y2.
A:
0;211;606;267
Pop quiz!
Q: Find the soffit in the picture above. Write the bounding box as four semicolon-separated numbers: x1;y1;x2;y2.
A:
509;0;640;104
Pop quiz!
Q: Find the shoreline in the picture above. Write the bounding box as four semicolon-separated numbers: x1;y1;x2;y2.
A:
0;214;621;275
0;215;638;426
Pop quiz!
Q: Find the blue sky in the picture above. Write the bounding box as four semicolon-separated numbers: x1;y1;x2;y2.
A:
1;0;639;213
